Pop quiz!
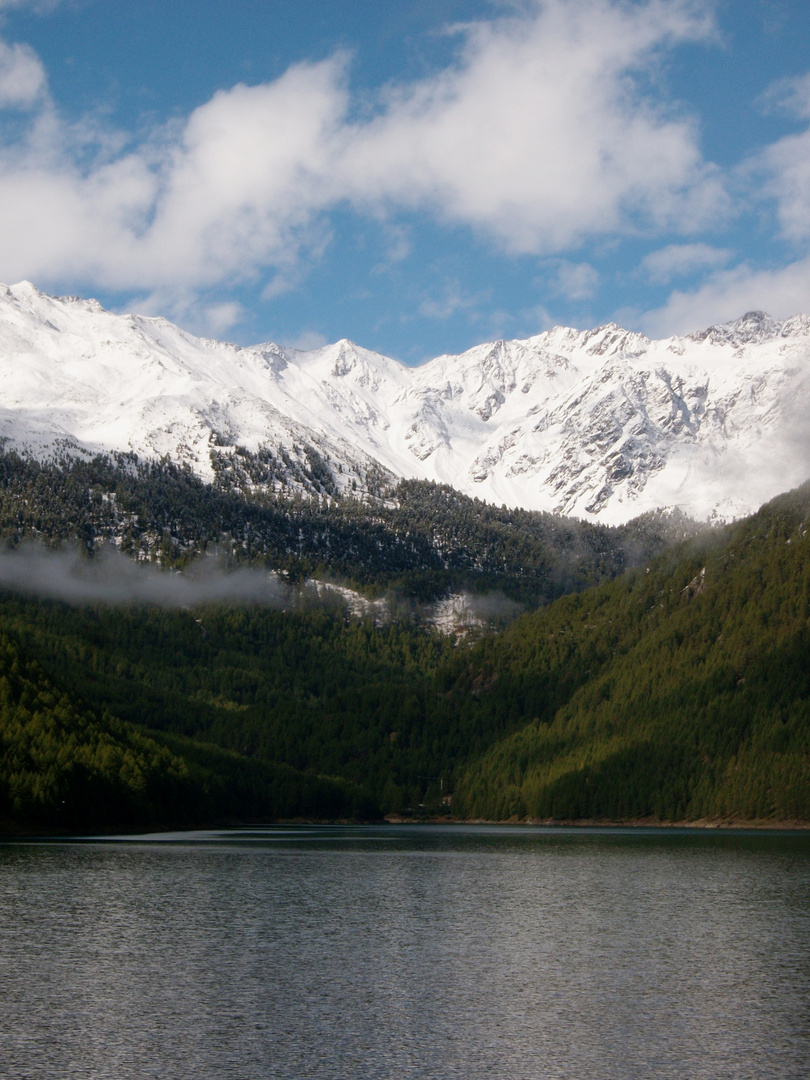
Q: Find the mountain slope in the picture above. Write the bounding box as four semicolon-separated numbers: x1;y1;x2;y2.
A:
0;451;694;606
0;282;809;523
448;482;810;822
2;480;809;827
0;628;373;833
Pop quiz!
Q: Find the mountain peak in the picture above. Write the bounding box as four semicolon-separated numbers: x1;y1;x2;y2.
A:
10;280;42;297
0;283;809;524
689;310;787;348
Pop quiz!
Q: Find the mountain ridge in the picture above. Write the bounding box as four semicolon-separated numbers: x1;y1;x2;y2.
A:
1;280;809;524
2;477;810;829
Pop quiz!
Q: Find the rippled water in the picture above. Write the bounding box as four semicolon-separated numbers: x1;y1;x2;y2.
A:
1;825;809;1079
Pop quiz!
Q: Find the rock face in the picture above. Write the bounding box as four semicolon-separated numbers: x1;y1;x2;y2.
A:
1;280;809;523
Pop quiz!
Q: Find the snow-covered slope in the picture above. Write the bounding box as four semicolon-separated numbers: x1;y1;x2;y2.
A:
1;281;809;524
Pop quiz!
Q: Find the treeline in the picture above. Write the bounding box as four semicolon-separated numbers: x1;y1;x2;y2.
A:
0;449;692;604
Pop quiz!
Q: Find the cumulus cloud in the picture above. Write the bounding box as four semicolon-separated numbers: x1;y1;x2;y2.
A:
283;328;329;351
371;223;412;273
639;70;810;337
641;242;733;283
551;260;600;300
0;0;728;313
200;300;246;336
758;72;810;123
418;283;487;320
638;256;810;337
0;0;63;13
139;63;349;287
754;76;810;244
0;56;349;295
341;0;724;250
0;38;44;106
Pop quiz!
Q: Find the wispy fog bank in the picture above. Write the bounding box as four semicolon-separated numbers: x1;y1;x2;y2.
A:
0;543;290;607
0;543;527;634
429;590;523;635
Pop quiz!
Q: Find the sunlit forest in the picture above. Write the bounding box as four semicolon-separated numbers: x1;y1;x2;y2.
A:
1;450;808;832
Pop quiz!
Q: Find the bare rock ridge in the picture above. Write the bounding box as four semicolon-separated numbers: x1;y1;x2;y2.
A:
1;280;809;524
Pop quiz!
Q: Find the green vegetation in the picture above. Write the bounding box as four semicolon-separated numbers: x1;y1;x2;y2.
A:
0;449;808;833
451;484;810;822
0;628;374;833
0;601;458;811
0;449;691;603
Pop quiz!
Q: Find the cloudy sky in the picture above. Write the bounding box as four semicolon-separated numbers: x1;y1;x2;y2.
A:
0;0;808;361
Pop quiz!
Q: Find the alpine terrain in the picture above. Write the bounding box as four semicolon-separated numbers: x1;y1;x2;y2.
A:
1;281;808;524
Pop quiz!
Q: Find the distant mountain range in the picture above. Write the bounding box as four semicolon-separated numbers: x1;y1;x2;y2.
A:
1;280;809;523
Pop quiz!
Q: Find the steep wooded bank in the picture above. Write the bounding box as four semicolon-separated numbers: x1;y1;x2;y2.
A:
451;483;810;822
0;450;693;604
0;626;372;833
0;475;808;832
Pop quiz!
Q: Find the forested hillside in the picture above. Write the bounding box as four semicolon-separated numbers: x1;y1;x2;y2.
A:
0;599;473;819
0;450;692;603
450;483;810;822
0;627;373;833
1;463;808;832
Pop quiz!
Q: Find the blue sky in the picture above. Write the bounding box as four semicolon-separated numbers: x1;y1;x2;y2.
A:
0;0;808;362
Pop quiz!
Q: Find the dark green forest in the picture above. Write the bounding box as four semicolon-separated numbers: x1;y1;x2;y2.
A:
0;448;692;602
0;447;808;833
0;628;373;833
451;483;810;822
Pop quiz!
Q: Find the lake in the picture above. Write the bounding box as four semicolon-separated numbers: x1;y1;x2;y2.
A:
1;825;808;1079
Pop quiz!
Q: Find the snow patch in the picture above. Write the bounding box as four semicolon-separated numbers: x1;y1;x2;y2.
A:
0;281;808;523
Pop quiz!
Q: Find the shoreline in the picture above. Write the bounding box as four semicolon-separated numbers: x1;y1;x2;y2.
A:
383;814;810;831
3;815;810;840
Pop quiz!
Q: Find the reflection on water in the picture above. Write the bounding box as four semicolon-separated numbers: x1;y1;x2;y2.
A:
1;826;808;1079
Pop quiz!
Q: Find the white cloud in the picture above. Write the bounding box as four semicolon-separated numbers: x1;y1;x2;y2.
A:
0;1;729;314
339;0;725;250
638;256;810;337
200;300;245;336
758;72;810;122
260;274;296;301
118;288;247;339
519;302;557;334
0;1;63;13
645;73;810;341
282;329;329;351
138;61;349;287
418;284;487;320
0;38;44;106
372;223;412;273
757;136;810;245
641;242;733;283
0;56;347;292
551;260;600;300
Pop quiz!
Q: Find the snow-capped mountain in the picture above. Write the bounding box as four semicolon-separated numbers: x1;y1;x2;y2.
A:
1;280;809;524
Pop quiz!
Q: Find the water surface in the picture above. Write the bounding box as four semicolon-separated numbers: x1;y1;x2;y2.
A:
1;825;808;1079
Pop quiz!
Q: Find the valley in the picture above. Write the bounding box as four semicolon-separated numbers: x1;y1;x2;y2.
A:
0;285;808;833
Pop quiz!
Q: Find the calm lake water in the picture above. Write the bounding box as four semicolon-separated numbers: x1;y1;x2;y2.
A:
0;824;809;1079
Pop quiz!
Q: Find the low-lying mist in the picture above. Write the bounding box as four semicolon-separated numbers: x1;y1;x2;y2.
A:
0;542;291;608
0;542;524;633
